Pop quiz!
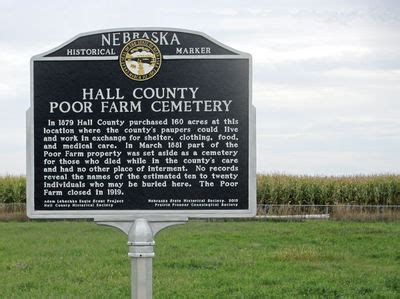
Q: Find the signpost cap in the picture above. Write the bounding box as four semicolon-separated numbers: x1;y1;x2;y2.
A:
129;218;154;244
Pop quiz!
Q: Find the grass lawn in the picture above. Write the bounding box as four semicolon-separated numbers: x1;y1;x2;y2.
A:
0;220;399;298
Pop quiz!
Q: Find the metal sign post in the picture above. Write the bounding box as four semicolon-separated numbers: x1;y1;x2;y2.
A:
96;217;188;299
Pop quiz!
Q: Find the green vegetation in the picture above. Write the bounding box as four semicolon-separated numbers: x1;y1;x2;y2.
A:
1;174;400;205
0;175;25;203
257;174;400;205
0;221;399;298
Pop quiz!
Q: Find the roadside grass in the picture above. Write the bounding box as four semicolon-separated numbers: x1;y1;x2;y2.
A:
0;221;399;298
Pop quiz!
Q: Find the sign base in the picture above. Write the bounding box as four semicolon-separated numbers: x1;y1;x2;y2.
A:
95;217;188;299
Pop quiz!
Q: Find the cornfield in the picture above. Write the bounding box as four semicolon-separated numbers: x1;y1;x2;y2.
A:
0;175;25;203
257;174;400;205
1;174;400;205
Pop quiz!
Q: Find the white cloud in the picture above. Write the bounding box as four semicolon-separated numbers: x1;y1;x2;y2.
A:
252;45;371;64
258;150;400;175
0;0;399;175
323;68;400;80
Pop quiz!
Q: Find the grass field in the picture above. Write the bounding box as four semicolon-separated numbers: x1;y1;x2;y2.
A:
0;220;399;298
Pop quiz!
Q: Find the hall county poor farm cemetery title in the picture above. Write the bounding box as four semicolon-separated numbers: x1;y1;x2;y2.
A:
48;87;233;113
28;28;256;219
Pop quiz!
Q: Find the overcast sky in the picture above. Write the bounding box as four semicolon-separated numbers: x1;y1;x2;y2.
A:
1;0;399;175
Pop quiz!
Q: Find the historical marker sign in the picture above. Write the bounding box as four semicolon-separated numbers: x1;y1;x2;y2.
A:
27;28;256;218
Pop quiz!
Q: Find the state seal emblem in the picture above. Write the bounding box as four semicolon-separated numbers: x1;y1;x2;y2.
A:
119;39;162;81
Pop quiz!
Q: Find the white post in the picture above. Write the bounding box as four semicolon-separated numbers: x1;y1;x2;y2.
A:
128;219;154;299
95;216;188;299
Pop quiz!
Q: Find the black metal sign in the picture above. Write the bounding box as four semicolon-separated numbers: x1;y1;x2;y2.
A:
27;28;255;218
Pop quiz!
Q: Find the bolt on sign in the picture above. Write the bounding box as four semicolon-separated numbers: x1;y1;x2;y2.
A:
27;28;256;219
